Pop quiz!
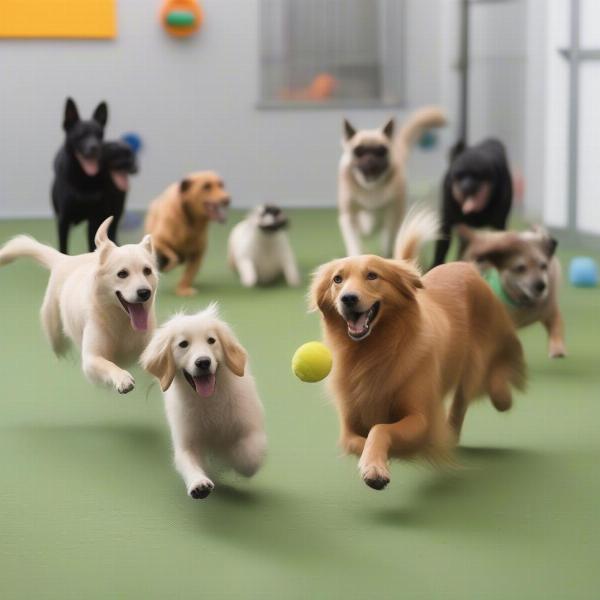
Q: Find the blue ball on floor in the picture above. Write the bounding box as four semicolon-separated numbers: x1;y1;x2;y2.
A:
569;257;598;288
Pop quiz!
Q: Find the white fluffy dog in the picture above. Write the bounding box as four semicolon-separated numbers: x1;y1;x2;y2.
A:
0;217;157;393
140;304;266;499
228;204;300;287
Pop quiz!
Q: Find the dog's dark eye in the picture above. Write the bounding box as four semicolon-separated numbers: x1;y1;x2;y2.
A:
513;265;527;274
333;275;343;284
353;146;366;158
540;262;548;271
207;337;216;345
117;269;129;279
143;267;152;276
178;340;189;348
366;272;378;280
203;182;213;191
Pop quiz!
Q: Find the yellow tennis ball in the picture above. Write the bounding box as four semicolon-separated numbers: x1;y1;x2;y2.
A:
292;341;333;383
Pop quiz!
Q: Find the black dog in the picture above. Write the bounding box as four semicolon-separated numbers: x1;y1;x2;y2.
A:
97;141;138;244
51;98;108;253
431;138;513;268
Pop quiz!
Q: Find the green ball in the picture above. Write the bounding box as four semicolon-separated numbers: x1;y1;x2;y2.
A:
292;342;333;383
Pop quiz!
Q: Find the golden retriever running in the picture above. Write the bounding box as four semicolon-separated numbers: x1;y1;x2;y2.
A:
310;208;526;490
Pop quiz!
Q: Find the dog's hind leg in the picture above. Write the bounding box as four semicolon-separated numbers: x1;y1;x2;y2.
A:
448;387;468;441
227;431;267;478
381;203;402;258
40;284;69;356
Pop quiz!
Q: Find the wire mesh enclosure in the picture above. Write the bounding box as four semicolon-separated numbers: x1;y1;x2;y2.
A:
259;0;405;108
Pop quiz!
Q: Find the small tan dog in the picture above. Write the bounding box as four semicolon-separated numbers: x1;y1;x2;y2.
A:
338;106;446;257
458;225;566;358
310;209;526;491
145;171;230;296
0;217;157;393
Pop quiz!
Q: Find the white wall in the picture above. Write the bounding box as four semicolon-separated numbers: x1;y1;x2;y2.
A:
0;0;447;219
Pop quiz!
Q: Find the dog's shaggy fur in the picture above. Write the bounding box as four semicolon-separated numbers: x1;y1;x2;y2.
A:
338;107;446;257
458;224;566;358
310;209;526;490
140;305;266;500
145;171;230;296
0;218;157;393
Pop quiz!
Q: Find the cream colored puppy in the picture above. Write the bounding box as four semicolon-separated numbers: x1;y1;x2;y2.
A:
0;217;157;393
141;304;266;499
228;204;300;287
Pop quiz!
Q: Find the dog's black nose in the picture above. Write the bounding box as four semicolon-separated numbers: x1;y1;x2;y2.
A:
137;288;151;302
195;357;212;371
341;294;359;307
534;280;546;294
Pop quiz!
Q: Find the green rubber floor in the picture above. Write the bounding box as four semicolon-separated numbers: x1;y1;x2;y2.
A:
0;210;598;599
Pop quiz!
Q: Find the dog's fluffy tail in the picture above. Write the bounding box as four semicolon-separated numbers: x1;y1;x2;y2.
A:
393;205;440;264
0;235;62;270
396;106;446;161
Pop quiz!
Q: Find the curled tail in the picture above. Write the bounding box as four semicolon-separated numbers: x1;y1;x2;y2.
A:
0;235;62;270
396;106;446;162
393;205;440;264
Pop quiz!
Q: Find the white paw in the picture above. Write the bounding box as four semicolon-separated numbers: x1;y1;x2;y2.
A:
188;477;214;500
358;460;390;491
115;371;135;394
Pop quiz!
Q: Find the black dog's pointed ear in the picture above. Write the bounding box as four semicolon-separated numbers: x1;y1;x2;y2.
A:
449;139;466;161
382;118;395;139
343;118;356;141
92;101;108;127
180;178;192;193
63;97;79;131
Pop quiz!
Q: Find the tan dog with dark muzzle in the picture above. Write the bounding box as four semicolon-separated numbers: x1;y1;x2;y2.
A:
145;171;230;296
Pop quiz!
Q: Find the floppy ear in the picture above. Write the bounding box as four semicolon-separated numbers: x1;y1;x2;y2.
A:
63;97;79;131
380;259;423;301
530;226;558;257
140;328;176;392
309;261;336;313
180;178;192;194
92;101;108;127
140;234;153;254
545;237;558;257
382;118;395;139
343;118;356;141
216;323;247;377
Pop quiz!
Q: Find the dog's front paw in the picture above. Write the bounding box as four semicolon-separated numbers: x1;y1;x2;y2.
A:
549;343;566;359
115;371;135;394
359;461;390;491
176;286;198;297
188;477;214;500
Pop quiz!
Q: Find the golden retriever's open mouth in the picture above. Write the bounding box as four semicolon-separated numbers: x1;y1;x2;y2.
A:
183;370;216;398
116;292;149;332
205;202;229;224
344;301;380;341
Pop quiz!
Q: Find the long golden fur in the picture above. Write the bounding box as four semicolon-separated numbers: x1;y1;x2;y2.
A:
145;171;230;296
310;209;526;490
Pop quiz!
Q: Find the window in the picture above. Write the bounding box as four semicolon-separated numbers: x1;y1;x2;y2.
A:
259;0;405;108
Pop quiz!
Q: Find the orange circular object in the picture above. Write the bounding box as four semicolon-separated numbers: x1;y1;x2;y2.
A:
160;0;203;38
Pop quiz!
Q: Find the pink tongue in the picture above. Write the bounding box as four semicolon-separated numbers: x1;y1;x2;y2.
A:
127;303;149;331
194;374;216;398
111;171;129;191
77;154;99;176
462;198;478;214
348;312;368;334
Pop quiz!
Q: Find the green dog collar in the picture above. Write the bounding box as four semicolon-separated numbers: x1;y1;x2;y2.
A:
482;268;519;308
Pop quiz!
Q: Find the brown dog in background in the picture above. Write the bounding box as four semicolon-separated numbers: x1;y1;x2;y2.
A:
310;209;526;491
145;171;230;296
458;225;566;358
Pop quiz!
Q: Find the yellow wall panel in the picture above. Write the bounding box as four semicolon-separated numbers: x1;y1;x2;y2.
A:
0;0;116;39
